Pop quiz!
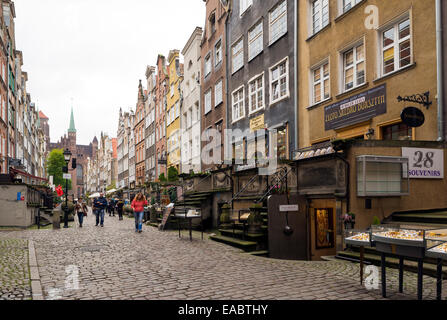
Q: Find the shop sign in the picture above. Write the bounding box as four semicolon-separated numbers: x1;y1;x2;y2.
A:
402;147;444;179
400;107;425;128
324;84;387;131
63;173;71;180
279;205;299;212
250;114;265;132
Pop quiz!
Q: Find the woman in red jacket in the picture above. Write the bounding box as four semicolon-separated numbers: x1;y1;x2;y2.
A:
131;193;148;233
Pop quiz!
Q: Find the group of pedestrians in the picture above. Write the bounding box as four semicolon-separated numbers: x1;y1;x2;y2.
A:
74;192;148;233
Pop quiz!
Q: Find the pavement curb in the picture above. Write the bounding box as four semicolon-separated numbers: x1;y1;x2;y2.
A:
28;240;44;300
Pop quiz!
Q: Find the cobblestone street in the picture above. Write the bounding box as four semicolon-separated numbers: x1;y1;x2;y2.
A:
0;209;446;301
0;239;32;300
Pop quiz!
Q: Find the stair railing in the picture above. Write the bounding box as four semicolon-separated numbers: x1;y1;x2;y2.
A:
256;166;293;204
226;174;260;208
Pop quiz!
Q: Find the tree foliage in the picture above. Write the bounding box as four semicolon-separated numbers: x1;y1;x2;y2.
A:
168;166;179;182
46;149;71;190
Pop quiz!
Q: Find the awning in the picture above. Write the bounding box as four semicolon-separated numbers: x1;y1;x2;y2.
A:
106;189;117;195
89;192;100;199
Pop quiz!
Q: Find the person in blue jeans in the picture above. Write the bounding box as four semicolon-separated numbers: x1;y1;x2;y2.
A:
93;193;108;227
131;193;148;233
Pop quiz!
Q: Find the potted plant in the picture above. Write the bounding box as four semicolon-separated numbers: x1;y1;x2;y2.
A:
343;212;356;229
248;203;264;233
219;204;231;227
161;189;170;206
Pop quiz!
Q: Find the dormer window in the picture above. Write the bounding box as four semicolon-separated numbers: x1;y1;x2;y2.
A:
209;11;216;35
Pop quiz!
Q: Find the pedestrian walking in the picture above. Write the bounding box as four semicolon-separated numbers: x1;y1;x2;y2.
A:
108;198;116;217
93;193;108;227
131;193;147;233
116;198;124;221
75;200;88;228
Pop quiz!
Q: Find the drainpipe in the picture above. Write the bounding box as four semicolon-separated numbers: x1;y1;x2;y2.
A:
5;41;9;174
436;0;444;141
293;0;299;152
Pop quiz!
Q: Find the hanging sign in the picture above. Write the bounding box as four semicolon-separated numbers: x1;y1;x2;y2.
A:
400;107;425;128
63;173;71;180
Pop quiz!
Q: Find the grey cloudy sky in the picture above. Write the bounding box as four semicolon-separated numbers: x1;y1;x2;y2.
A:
14;0;206;145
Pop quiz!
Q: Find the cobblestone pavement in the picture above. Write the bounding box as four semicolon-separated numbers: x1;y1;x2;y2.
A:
0;239;32;300
0;209;446;300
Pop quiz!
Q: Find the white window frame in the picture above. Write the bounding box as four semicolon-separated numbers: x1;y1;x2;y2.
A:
232;85;246;123
215;40;222;66
379;16;412;77
311;0;329;35
215;79;223;107
340;0;362;15
248;19;263;61
269;0;287;45
269;57;290;105
204;89;212;115
232;37;244;74
240;0;253;16
311;60;330;105
204;53;212;77
248;73;265;115
341;41;365;93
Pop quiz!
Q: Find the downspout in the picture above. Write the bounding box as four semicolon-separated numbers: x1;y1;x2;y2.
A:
436;0;444;141
293;0;299;152
5;41;9;174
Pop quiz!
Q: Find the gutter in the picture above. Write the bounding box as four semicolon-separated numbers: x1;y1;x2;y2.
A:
6;40;9;174
436;0;445;141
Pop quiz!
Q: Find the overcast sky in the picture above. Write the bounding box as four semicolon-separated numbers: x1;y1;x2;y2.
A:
14;0;206;145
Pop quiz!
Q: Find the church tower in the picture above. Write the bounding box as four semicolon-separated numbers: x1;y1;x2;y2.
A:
68;107;77;150
67;107;77;196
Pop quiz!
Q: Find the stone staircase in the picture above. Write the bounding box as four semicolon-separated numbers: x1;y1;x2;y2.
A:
209;205;269;255
337;208;447;277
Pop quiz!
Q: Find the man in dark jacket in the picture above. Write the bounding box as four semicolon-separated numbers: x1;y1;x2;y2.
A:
93;193;108;227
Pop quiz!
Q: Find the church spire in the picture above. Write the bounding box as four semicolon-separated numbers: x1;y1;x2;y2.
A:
68;107;76;133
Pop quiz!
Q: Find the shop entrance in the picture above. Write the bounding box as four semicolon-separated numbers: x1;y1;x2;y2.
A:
309;199;337;261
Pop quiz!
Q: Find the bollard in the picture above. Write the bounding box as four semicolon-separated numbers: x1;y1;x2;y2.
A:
52;206;61;230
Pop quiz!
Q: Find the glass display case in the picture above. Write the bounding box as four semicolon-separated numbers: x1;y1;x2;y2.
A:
345;229;373;247
425;229;447;260
371;225;427;247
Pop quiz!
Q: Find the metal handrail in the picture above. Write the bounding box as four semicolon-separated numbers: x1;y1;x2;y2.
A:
256;166;293;204
226;174;259;206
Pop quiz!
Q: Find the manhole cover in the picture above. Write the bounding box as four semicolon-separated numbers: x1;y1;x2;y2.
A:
79;245;106;252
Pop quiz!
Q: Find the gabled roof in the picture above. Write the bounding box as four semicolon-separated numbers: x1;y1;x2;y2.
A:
39;111;48;120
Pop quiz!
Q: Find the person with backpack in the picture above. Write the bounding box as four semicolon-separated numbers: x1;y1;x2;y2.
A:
131;193;148;233
75;200;88;228
116;198;125;221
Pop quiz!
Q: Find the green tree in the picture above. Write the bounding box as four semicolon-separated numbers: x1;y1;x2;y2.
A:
158;173;167;182
168;166;179;182
107;181;116;191
46;149;72;190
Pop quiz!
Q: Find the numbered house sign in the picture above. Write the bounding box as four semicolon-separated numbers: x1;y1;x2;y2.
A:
402;148;444;179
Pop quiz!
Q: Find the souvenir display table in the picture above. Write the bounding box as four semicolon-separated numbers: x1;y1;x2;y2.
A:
345;226;447;300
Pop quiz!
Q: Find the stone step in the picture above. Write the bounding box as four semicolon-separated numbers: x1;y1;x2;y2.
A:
337;251;447;278
246;250;269;257
209;234;258;252
219;229;266;241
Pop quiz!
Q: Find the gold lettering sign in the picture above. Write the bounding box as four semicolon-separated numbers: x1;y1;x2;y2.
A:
250;114;265;131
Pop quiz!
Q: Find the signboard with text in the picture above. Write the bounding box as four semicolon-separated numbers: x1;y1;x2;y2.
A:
402;147;444;179
324;84;387;131
63;173;71;180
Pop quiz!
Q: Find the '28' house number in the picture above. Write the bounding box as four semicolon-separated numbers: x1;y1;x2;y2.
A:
402;148;444;179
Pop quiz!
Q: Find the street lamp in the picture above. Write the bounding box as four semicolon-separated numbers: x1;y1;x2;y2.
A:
63;148;72;228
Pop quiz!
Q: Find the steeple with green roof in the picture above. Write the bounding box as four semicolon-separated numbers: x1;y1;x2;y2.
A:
68;107;76;133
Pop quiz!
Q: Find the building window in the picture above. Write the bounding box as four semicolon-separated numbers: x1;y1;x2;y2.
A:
204;54;211;77
275;126;288;160
357;155;409;197
343;42;365;92
312;62;330;104
342;0;362;14
381;122;413;141
312;0;329;35
209;11;216;34
215;40;222;66
248;74;264;114
204;89;212;115
270;57;289;104
240;0;253;15
232;86;245;123
269;0;287;45
248;20;263;61
171;84;174;97
232;38;244;74
381;18;411;76
215;80;223;106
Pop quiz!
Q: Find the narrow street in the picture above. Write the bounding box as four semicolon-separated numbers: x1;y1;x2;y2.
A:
0;208;446;300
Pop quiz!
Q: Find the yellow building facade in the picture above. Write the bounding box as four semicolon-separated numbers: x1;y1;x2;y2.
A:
166;50;183;171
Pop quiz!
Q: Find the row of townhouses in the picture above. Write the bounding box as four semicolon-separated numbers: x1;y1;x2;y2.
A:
87;0;447;260
0;0;47;184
